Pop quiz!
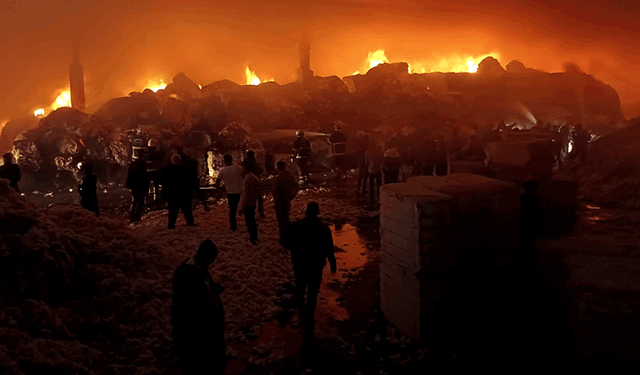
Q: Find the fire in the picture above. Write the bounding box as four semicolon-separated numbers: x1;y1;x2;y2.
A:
355;50;500;75
145;79;167;93
368;49;389;69
34;108;45;118
244;66;274;86
51;90;71;110
467;60;479;73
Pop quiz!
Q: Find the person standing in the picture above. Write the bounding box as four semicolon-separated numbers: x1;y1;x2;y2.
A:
0;153;21;191
365;140;384;207
283;202;337;341
238;160;264;245
126;159;149;223
293;130;312;184
272;161;299;245
356;134;370;196
215;154;244;231
171;239;226;374
329;124;347;184
383;147;402;184
161;154;196;229
79;162;99;217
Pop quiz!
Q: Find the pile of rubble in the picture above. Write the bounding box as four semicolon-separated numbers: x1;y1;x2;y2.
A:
571;117;640;209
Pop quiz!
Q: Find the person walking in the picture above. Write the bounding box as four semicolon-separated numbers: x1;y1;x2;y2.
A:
79;162;99;217
284;202;337;342
125;159;149;223
215;154;244;231
171;239;226;374
365;140;384;207
272;160;299;245
238;160;264;245
356;134;370;196
161;154;196;229
293;130;312;184
0;153;21;191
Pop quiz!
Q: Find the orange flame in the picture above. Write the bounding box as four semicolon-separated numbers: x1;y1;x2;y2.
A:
245;66;274;86
355;49;500;75
145;79;167;92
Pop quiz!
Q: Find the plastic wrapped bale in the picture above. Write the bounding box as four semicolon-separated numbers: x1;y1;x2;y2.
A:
379;174;520;341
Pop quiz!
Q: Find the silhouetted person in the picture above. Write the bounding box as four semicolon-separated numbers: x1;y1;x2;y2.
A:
460;135;485;161
573;123;590;164
238;160;264;245
272;161;299;244
0;153;21;191
356;134;370;196
179;149;207;212
126;159;149;223
171;239;226;374
245;149;262;176
284;202;337;341
415;137;437;176
162;154;195;229
146;139;164;202
383;147;401;184
447;128;466;161
79;162;99;217
293;130;312;184
215;154;243;231
434;138;448;176
329;124;347;184
365;140;384;207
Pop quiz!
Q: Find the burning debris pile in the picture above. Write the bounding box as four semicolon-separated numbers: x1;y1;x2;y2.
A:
0;57;624;192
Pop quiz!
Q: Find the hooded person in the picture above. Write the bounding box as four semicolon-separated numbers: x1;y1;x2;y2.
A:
171;239;226;374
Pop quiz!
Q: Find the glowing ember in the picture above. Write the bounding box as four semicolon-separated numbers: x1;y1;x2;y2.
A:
368;49;390;69
145;79;167;93
33;108;45;117
244;66;274;86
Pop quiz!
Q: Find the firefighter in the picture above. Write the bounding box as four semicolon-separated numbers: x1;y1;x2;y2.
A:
573;123;590;164
293;130;312;184
329;124;347;184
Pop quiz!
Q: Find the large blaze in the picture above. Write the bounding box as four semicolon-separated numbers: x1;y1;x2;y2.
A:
354;49;500;75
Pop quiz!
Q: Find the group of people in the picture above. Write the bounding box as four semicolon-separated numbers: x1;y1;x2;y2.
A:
171;200;337;373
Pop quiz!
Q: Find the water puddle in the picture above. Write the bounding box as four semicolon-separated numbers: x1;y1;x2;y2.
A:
226;223;375;374
583;204;616;224
318;224;371;321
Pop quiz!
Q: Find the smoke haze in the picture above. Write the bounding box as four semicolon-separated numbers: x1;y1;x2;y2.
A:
2;0;640;121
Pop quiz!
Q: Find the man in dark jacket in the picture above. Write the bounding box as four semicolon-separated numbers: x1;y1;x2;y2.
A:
0;153;21;191
284;202;337;341
272;161;299;244
126;159;149;223
79;162;99;217
161;154;196;229
171;239;226;374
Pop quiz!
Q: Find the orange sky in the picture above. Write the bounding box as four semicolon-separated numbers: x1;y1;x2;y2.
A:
1;0;640;121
